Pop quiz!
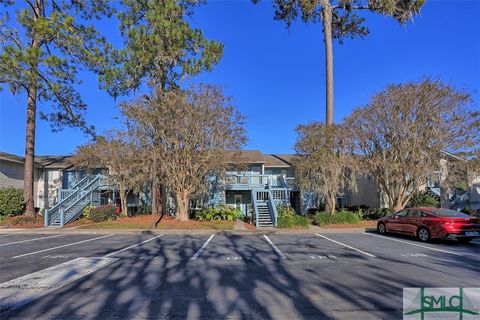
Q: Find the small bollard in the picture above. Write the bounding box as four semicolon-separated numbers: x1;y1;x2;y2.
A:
60;207;65;227
44;209;49;227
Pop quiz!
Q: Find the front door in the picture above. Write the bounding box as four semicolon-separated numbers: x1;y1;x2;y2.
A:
234;194;242;211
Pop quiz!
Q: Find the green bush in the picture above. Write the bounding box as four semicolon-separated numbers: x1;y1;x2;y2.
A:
89;205;117;223
135;204;151;215
407;191;439;208
0;188;24;216
197;205;242;221
277;206;310;229
82;205;93;220
314;210;362;226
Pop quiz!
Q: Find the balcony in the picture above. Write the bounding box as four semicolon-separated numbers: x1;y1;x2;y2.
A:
225;171;294;190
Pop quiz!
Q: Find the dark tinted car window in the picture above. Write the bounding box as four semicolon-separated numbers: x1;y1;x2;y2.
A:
408;210;421;217
432;209;469;218
396;210;408;217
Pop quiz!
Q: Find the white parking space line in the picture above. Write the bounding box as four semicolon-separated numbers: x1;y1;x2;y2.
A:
263;235;287;260
0;257;117;313
12;234;113;259
364;233;463;256
315;234;376;258
0;234;65;247
191;234;215;260
103;234;164;258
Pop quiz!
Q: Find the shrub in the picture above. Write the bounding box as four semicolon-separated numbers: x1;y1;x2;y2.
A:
407;191;439;208
89;205;117;223
0;188;24;216
135;204;151;215
314;210;361;226
345;205;370;212
277;206;310;229
363;208;393;220
197;205;242;221
82;205;93;220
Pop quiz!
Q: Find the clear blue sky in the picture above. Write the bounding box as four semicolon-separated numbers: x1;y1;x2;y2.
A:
1;0;479;156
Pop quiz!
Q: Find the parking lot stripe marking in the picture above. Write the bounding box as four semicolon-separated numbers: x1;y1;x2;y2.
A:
0;257;117;314
364;232;462;256
103;234;164;258
263;235;287;260
315;234;376;258
12;234;113;258
191;234;215;260
0;234;65;247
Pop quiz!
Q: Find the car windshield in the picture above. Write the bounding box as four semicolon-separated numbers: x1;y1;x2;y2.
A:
432;208;469;218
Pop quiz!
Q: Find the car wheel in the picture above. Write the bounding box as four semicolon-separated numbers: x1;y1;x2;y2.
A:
377;222;387;234
417;227;431;242
458;238;472;243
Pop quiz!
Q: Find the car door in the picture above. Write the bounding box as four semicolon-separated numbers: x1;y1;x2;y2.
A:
387;210;409;232
402;210;421;235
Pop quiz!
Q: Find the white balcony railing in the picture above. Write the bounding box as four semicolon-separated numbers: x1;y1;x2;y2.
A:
225;171;295;190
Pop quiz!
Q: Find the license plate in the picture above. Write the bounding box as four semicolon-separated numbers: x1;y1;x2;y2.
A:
465;231;480;237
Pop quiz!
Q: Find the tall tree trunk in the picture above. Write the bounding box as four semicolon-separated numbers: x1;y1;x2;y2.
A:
119;180;128;218
176;190;189;222
440;184;450;209
324;191;336;214
392;195;404;212
321;0;334;126
24;82;38;216
151;155;161;215
23;0;41;216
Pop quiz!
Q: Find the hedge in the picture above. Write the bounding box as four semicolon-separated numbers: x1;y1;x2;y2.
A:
0;188;24;216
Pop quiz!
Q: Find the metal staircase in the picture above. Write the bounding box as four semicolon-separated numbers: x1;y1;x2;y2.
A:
45;175;102;227
255;201;274;227
252;189;282;228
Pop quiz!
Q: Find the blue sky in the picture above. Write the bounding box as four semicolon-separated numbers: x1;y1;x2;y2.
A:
1;0;479;156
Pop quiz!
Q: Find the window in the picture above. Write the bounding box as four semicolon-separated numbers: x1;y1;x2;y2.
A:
396;210;408;217
432;208;469;218
407;210;421;217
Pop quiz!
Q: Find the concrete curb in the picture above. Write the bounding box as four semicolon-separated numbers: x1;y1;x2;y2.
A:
0;227;376;235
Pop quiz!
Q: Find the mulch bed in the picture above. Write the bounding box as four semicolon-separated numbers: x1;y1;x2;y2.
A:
79;214;236;230
319;220;377;229
0;215;44;228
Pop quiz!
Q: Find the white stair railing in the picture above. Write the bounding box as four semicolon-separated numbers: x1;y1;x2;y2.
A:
45;175;101;227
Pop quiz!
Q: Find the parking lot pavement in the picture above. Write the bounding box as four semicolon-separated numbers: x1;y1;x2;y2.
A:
323;232;479;261
0;233;213;284
193;234;282;263
1;232;479;319
267;234;376;263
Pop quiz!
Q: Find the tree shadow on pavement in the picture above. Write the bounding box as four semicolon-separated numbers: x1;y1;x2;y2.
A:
4;233;479;319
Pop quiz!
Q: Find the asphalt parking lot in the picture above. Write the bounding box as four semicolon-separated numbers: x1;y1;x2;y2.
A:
0;231;479;319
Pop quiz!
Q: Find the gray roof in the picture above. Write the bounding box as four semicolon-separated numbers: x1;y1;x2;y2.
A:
1;150;295;170
0;151;74;169
226;150;294;168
